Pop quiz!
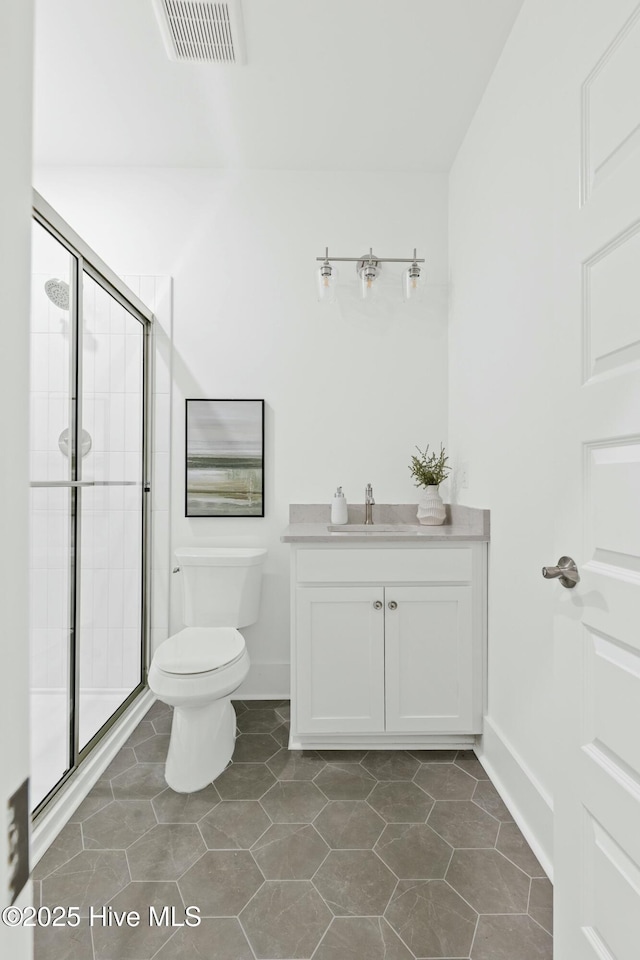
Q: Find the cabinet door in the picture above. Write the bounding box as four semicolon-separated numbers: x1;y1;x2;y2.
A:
295;586;385;733
385;585;476;733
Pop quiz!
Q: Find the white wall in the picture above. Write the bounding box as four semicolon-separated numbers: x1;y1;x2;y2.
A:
34;167;449;695
0;0;34;952
448;0;593;873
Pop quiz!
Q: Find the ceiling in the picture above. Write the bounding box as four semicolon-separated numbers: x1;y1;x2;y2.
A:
34;0;523;171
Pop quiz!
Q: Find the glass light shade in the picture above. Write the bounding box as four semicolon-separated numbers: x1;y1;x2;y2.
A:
359;263;380;300
317;263;338;303
403;264;425;301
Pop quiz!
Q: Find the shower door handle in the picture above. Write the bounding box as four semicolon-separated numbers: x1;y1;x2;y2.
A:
30;480;96;487
30;480;138;487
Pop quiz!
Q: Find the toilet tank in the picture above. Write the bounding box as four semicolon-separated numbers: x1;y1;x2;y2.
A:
175;547;267;628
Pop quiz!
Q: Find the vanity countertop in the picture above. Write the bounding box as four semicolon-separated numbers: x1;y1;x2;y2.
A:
281;503;490;543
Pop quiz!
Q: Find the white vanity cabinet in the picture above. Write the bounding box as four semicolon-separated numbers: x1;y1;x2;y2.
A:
289;542;486;750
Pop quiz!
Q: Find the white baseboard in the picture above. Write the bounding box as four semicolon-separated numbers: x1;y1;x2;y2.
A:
235;661;289;699
476;715;554;881
31;688;155;867
291;734;475;750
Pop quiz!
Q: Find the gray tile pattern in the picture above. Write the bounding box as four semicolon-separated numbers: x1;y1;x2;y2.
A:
528;877;553;936
199;800;271;849
68;780;113;822
154;917;254;959
126;823;206;881
313;917;413;960
313;849;397;916
239;880;332;959
251;823;329;879
385;879;478;958
83;799;157;850
34;699;552;959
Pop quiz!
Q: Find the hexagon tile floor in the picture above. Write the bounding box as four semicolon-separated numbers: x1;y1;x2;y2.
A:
34;700;553;960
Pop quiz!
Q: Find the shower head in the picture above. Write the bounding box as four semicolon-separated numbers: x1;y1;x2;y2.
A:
44;278;70;310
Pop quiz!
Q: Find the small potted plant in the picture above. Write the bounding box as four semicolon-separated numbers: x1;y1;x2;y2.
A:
409;443;450;525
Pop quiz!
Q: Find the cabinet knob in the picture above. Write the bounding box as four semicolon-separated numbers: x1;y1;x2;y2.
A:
373;601;383;610
388;601;397;610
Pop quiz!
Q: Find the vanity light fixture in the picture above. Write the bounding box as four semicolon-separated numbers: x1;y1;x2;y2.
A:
316;247;426;302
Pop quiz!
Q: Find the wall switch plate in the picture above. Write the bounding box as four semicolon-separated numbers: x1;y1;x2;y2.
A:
458;463;469;490
7;779;30;904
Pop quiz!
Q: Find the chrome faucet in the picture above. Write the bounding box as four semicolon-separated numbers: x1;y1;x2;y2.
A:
364;483;375;524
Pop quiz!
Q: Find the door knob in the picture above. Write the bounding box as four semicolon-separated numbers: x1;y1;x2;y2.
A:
388;601;397;610
373;601;383;610
542;556;580;589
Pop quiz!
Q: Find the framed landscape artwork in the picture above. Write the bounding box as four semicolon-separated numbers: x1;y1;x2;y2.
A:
185;399;265;517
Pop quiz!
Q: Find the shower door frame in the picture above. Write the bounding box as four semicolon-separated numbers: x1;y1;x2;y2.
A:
31;191;154;819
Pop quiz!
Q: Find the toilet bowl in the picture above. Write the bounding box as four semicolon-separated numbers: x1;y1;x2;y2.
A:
148;547;266;793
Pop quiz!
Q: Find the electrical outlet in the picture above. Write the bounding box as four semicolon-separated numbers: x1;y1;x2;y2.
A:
7;779;29;904
459;463;469;490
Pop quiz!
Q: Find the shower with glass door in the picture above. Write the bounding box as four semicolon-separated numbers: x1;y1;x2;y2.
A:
29;195;152;815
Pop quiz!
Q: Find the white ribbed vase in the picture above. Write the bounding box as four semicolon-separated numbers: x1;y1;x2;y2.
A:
416;485;446;525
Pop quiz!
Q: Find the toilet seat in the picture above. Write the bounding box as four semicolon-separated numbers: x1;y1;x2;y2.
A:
153;627;245;676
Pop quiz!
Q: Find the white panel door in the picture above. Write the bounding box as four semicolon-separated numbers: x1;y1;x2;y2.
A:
553;2;640;956
295;586;385;733
385;586;474;733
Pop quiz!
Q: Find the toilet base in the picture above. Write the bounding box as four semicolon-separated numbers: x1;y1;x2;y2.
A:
165;697;236;793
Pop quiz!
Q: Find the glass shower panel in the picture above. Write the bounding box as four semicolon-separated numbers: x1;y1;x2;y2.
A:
78;273;144;749
29;220;75;809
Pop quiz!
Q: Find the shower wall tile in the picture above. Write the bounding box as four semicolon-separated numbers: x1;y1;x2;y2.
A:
110;337;126;391
92;629;109;688
48;335;67;393
152;511;170;572
107;394;126;453
91;571;110;629
123;512;142;566
31;335;49;392
31;570;48;628
123;572;142;630
96;513;111;569
45;629;66;689
122;629;140;688
108;568;125;628
93;335;111;393
108;511;125;569
125;396;142;451
153;453;170;512
30;630;47;688
154;337;171;396
31;395;50;452
107;629;124;688
31;277;48;333
154;394;170;453
80;628;93;684
30;511;47;568
47;569;66;629
152;579;169;634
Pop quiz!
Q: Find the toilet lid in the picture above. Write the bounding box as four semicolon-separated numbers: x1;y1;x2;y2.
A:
154;628;245;676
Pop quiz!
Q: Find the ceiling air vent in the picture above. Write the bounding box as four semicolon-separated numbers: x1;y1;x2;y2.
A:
152;0;246;64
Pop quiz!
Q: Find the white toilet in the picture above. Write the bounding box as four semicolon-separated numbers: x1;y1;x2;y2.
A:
148;546;266;793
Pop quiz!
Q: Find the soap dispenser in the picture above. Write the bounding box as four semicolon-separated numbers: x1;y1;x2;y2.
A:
331;486;348;524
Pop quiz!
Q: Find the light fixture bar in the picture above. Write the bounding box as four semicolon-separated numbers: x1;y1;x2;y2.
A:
316;253;425;263
315;247;426;304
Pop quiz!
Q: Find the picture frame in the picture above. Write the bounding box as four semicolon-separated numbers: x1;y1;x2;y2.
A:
185;399;265;517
